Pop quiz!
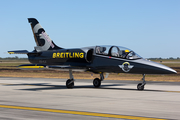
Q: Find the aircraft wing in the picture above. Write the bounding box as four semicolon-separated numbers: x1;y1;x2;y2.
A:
18;64;86;71
8;50;29;54
48;65;75;69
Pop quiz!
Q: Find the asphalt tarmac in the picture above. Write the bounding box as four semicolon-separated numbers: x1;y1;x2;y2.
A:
0;77;180;120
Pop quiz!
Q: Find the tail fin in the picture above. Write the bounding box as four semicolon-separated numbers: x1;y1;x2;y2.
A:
28;18;63;52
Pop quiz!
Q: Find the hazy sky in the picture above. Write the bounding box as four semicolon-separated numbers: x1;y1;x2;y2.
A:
0;0;179;58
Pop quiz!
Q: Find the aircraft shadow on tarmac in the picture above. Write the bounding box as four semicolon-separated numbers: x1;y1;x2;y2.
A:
2;83;168;92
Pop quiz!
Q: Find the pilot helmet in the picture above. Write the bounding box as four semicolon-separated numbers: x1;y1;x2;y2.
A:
100;47;106;52
125;50;130;53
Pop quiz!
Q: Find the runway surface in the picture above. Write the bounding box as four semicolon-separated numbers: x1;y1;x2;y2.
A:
0;77;180;120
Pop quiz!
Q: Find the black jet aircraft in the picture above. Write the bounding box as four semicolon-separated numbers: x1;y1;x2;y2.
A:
8;18;177;90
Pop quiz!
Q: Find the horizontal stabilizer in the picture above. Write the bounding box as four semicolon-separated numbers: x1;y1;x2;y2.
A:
8;50;29;54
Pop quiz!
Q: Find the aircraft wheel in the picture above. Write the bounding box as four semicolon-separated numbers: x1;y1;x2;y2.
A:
137;83;144;90
93;78;101;88
66;79;74;88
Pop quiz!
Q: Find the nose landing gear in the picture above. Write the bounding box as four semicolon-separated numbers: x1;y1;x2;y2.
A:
137;74;146;90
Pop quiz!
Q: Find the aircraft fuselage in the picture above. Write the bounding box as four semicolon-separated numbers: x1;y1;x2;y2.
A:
8;18;177;90
27;47;176;74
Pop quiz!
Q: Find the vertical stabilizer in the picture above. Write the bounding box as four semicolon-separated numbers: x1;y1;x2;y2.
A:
28;18;63;52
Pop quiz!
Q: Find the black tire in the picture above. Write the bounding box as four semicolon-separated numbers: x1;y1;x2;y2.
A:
93;78;101;88
66;79;74;88
137;83;144;90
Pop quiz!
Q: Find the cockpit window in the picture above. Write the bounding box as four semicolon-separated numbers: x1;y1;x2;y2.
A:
111;46;120;57
96;46;110;55
95;45;142;60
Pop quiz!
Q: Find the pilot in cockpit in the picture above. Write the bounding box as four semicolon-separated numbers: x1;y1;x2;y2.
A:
96;47;106;54
100;47;106;54
122;49;130;58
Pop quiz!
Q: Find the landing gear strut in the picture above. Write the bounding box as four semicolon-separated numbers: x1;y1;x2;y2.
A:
66;69;74;88
93;73;104;88
137;74;146;90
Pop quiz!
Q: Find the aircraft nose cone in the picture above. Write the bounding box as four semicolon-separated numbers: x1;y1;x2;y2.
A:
138;59;177;74
163;66;177;74
151;61;177;74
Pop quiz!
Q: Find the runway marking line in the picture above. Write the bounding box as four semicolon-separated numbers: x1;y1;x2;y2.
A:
0;104;167;120
165;91;180;93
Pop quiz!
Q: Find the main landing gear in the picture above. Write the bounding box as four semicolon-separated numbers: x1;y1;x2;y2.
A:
66;71;105;89
137;74;146;90
66;69;74;88
93;73;104;88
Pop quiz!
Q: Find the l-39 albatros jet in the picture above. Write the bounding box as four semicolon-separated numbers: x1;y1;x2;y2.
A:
8;18;177;90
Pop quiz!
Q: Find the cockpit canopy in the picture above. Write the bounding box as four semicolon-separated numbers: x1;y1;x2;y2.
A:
95;45;142;60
